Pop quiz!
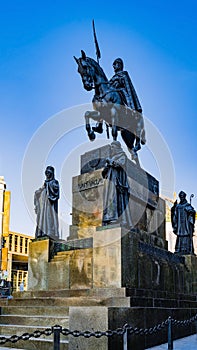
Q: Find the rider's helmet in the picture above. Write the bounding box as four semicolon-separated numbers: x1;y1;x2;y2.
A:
113;58;124;71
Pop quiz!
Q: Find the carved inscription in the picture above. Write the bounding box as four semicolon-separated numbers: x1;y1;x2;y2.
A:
78;177;104;191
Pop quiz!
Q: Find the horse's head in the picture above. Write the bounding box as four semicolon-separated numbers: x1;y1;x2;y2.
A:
74;50;95;91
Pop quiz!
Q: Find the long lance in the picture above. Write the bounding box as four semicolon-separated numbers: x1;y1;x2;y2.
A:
92;20;109;137
92;20;101;64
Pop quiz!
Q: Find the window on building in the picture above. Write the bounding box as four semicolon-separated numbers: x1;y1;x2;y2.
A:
25;238;28;254
9;234;12;251
12;270;28;292
14;235;18;252
20;237;23;253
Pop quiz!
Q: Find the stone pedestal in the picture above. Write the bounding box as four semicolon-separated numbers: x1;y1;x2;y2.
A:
70;145;166;250
27;145;197;350
28;226;192;294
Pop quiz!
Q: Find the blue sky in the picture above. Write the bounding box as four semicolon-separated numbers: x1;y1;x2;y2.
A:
0;1;197;235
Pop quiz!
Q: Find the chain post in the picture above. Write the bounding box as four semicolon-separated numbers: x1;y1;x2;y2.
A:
167;317;173;350
123;324;128;350
53;325;62;350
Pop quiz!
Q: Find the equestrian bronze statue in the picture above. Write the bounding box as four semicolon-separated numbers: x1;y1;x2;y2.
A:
74;22;146;165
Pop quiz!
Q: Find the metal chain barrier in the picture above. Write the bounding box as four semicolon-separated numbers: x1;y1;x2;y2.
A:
0;313;196;349
0;328;52;345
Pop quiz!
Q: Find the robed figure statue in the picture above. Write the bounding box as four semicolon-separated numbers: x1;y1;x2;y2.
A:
34;166;59;239
102;141;133;228
109;58;142;112
171;191;195;255
93;57;146;149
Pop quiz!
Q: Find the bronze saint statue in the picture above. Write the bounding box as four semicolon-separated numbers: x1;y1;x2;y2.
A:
34;166;59;239
110;58;142;111
93;57;146;151
102;141;133;228
74;21;146;166
171;191;195;255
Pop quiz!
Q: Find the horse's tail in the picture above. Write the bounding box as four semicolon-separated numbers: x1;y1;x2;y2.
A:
141;128;146;145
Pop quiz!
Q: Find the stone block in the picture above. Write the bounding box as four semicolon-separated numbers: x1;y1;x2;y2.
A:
28;239;50;291
121;229;139;287
93;227;140;289
70;248;93;289
81;144;111;174
72;169;104;228
48;253;70;290
108;306;197;350
69;225;96;240
93;227;122;288
184;254;197;294
69;306;108;350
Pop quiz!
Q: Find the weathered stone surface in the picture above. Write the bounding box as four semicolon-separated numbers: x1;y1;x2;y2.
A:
70;146;165;246
69;306;108;350
80;145;159;208
0;295;69;349
81;144;111;174
184;254;197;294
63;237;93;250
71;172;164;243
69;225;96;240
93;227;122;288
72;169;104;229
28;239;50;291
28;227;196;295
108;306;197;350
48;253;70;290
70;248;93;289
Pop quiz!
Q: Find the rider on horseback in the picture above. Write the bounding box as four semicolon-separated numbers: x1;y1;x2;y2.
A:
93;58;146;148
110;58;142;112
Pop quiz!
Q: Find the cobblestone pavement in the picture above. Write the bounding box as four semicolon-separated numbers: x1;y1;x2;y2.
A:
147;334;197;349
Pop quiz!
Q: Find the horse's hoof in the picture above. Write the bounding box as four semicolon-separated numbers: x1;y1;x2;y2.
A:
92;124;103;134
88;131;96;141
134;144;141;153
141;137;146;145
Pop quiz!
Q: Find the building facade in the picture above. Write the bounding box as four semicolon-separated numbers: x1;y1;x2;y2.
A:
0;176;32;292
6;232;32;292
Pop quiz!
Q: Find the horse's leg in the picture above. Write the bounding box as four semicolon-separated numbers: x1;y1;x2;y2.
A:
121;129;135;151
130;144;140;167
85;111;101;141
85;111;96;141
134;114;146;152
111;108;118;140
121;129;140;166
134;136;141;153
92;122;103;134
112;126;118;140
139;114;146;145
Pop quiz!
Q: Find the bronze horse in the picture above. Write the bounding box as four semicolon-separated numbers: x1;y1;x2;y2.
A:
74;50;146;164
